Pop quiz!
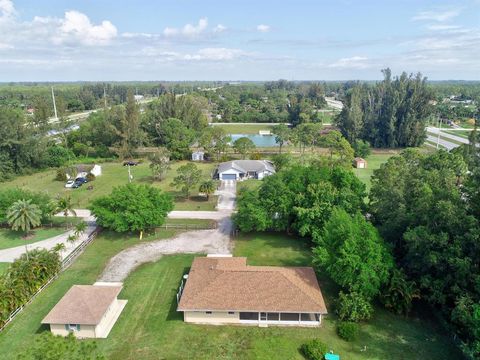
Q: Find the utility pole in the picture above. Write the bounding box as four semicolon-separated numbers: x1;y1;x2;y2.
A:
436;116;441;150
51;87;58;121
103;87;107;108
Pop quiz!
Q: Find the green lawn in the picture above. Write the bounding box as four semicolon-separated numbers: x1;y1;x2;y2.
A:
0;229;181;359
237;179;262;193
211;123;276;134
0;231;462;359
0;263;9;274
0;227;70;250
353;153;396;192
2;161;218;211
443;130;472;139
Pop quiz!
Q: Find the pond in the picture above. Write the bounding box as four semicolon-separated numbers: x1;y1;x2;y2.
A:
230;134;278;147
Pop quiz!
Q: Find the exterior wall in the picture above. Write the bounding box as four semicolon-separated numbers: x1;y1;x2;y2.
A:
50;323;96;338
91;165;102;176
184;311;240;324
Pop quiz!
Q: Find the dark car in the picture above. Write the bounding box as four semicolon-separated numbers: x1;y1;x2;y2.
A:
72;177;87;189
123;160;139;166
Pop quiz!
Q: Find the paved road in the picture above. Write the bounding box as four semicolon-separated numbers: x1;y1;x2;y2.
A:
427;127;470;145
426;135;458;150
0;214;96;263
98;180;236;282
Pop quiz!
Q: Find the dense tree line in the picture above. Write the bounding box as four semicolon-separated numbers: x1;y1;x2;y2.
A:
370;142;480;358
0;249;62;328
337;69;433;148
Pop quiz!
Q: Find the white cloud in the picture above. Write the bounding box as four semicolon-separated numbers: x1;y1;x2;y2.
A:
184;47;245;61
213;24;227;33
328;56;370;69
426;24;462;31
412;9;461;22
0;0;15;18
54;11;117;45
163;17;208;38
256;24;270;32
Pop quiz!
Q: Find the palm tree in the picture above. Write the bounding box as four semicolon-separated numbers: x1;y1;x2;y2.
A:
7;199;42;261
53;196;76;218
199;180;216;201
74;221;87;238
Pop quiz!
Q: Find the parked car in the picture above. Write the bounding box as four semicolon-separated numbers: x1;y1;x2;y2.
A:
64;180;75;188
123;160;139;166
75;177;88;184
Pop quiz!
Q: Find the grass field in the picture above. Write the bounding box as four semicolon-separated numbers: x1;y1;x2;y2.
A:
0;231;462;359
0;262;9;274
443;130;472;139
2;161;218;211
0;227;69;250
353;153;396;192
211;123;276;134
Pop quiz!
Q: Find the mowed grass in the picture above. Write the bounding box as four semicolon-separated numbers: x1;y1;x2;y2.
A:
211;123;276;134
443;129;473;139
0;262;9;274
353;152;397;192
0;228;181;359
0;227;69;250
0;231;462;359
2;161;218;211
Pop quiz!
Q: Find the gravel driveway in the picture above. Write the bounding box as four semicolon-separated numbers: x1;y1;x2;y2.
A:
98;181;236;282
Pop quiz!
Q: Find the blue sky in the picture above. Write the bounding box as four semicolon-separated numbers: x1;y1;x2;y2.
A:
0;0;479;81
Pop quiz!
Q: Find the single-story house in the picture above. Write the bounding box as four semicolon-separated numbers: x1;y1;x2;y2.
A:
214;160;275;181
177;256;327;327
67;164;102;179
42;283;127;338
192;151;205;161
353;157;367;169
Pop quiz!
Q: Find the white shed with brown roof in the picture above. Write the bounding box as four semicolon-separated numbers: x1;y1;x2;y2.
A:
177;257;327;327
42;284;127;338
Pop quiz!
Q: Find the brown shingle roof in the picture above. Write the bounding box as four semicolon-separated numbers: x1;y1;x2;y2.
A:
42;285;122;325
178;257;327;314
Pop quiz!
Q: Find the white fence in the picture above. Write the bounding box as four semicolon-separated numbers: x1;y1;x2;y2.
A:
0;228;100;333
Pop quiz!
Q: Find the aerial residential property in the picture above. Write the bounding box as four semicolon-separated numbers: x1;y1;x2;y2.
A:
0;0;478;359
214;160;275;180
177;256;327;326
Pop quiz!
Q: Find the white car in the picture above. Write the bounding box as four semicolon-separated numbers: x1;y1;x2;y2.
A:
64;180;75;188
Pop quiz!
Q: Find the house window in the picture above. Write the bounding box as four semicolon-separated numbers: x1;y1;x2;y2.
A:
228;311;235;315
65;324;80;332
205;311;212;315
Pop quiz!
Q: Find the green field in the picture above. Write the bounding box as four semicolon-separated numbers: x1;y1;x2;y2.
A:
0;227;70;250
211;123;276;134
443;130;473;139
2;161;218;211
0;263;9;274
0;231;462;359
353;153;396;191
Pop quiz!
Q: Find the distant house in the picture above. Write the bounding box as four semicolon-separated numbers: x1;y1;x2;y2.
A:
192;151;205;161
42;283;127;338
67;164;102;179
177;256;327;327
214;160;275;181
353;157;367;169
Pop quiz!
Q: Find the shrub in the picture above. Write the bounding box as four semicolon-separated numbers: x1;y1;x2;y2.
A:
337;321;359;341
300;339;327;360
55;168;68;181
0;249;61;328
249;152;262;160
336;291;373;322
0;188;53;224
86;173;96;182
44;145;74;167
